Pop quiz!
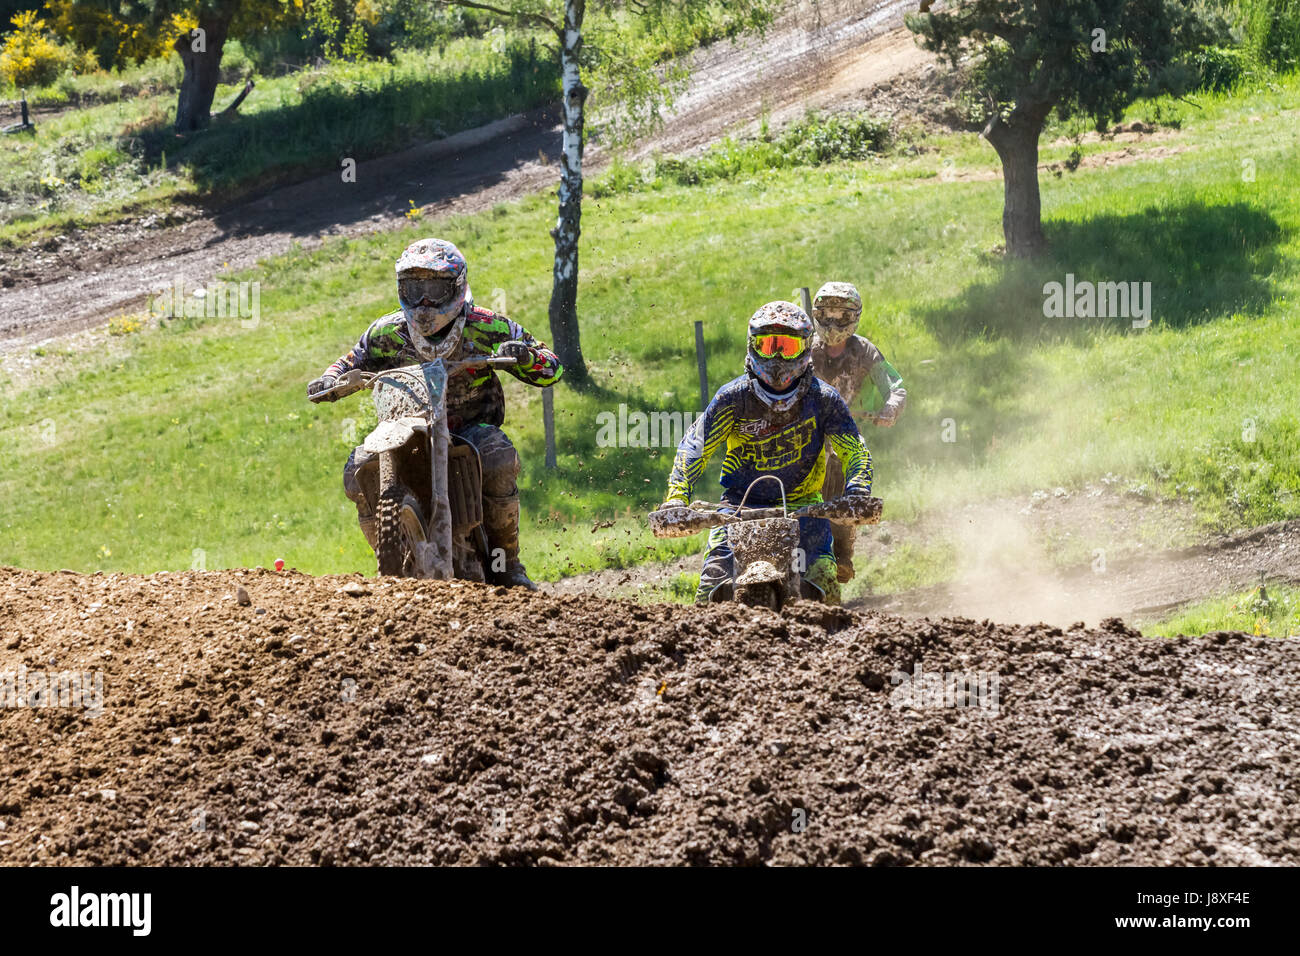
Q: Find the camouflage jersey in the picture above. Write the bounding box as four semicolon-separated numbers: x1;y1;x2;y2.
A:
810;334;906;417
666;373;872;507
325;305;563;430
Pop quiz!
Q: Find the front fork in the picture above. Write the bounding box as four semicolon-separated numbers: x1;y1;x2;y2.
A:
426;412;454;579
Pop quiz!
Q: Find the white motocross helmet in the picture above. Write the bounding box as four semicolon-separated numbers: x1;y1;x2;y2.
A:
395;237;472;359
744;301;815;413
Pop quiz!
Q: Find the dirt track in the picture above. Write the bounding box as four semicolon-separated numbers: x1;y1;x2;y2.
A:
1;567;1295;866
549;492;1300;629
858;517;1300;625
0;1;928;351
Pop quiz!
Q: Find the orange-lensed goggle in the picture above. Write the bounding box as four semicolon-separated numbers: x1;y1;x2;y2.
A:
751;333;808;359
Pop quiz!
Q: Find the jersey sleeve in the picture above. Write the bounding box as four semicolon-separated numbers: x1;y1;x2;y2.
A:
501;316;564;387
665;391;735;504
325;315;406;377
870;355;907;415
821;387;873;496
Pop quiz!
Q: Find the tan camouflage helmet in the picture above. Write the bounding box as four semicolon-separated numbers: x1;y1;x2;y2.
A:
812;281;862;348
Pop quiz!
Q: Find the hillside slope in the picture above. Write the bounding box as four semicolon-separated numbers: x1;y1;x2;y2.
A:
0;2;927;349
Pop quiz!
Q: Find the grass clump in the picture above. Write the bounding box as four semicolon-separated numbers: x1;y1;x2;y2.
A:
1144;583;1300;638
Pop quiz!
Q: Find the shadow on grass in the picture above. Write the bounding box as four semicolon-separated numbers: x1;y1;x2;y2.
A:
128;43;560;228
919;200;1286;346
900;200;1287;468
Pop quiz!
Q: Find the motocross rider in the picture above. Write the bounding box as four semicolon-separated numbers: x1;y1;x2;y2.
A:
307;237;563;590
659;301;873;605
809;281;906;584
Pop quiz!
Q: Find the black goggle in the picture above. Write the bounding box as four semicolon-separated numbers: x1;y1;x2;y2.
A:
399;276;457;306
815;306;859;326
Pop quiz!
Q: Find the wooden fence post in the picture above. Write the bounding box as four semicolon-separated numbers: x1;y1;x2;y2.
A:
542;385;557;469
694;319;709;411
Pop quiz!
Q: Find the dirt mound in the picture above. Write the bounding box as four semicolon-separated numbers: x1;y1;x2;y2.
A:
1;567;1295;866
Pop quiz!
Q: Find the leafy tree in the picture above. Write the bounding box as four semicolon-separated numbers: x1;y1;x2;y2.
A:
908;0;1227;257
436;0;775;384
45;0;187;70
0;10;90;87
69;0;299;131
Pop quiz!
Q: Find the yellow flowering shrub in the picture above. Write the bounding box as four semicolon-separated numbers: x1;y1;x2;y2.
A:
0;11;77;88
44;1;189;69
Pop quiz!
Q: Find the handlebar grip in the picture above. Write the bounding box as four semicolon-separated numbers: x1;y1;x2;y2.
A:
647;507;724;538
309;376;367;403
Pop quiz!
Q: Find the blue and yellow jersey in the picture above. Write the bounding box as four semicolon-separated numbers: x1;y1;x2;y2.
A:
666;374;872;507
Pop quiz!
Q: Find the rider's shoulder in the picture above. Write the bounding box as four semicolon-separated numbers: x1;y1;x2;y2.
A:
716;373;753;402
367;310;408;338
463;305;514;338
851;334;884;362
809;374;849;407
466;304;506;324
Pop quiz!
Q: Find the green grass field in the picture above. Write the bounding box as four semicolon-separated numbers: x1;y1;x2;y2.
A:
1;74;1298;592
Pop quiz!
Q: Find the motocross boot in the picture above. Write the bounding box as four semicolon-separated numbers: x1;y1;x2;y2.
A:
358;513;379;552
832;521;856;583
806;554;842;606
483;492;538;591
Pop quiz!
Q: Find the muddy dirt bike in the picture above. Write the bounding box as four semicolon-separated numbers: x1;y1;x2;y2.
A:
309;356;519;579
648;476;883;609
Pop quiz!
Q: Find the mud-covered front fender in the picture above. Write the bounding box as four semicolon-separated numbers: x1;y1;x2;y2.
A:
734;559;785;589
363;416;428;455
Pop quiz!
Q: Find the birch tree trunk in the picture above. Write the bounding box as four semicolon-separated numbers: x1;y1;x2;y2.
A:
547;0;590;383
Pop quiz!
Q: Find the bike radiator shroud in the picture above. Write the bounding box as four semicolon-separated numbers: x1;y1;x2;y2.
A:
448;443;484;532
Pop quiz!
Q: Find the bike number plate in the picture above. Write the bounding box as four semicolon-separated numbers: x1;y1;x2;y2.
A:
373;362;449;422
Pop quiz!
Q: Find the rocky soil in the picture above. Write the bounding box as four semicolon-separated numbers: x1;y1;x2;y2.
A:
1;567;1295;866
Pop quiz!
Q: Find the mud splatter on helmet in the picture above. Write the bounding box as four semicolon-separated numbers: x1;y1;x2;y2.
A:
396;238;471;352
812;281;862;348
745;300;813;411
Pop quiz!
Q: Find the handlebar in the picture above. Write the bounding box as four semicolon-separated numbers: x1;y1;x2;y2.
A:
647;494;883;539
309;355;521;403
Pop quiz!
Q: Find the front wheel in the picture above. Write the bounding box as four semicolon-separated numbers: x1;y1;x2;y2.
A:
735;581;781;610
376;485;426;577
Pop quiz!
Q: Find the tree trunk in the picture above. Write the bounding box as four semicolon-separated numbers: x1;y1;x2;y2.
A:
547;0;589;384
174;5;237;133
983;104;1051;258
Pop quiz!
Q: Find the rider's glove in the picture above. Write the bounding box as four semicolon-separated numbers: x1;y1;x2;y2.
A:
498;341;538;367
307;375;338;403
873;405;898;427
